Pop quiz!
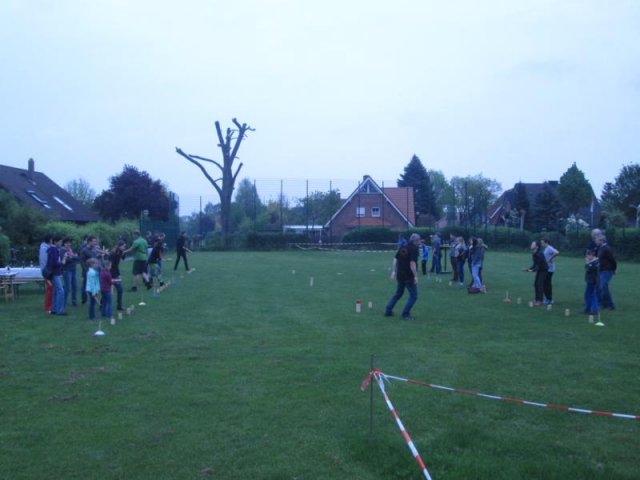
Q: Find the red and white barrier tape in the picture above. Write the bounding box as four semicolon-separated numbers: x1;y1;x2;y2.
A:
362;370;433;480
375;371;640;421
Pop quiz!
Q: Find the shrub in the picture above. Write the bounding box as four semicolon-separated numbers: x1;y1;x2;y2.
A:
342;227;397;243
245;232;308;250
0;233;9;266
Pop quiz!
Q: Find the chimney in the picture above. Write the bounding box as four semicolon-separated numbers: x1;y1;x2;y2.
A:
28;158;34;179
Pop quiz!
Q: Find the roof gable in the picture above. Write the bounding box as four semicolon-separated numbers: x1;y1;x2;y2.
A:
0;163;99;223
324;175;415;228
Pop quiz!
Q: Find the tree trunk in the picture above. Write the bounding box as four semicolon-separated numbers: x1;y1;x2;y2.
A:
176;118;254;249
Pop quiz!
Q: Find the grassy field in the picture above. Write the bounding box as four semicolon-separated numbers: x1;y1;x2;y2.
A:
1;250;639;479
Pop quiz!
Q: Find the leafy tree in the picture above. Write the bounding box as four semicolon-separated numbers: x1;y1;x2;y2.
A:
450;175;501;228
258;200;284;231
234;178;264;220
0;190;47;247
600;163;640;225
179;201;216;236
427;169;453;219
512;182;529;231
299;190;342;227
64;178;96;207
398;155;436;223
556;163;593;216
529;182;563;231
93;165;172;222
176;118;255;248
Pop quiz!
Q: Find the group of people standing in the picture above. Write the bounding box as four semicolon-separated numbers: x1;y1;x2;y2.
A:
419;233;489;293
384;227;619;322
39;234;117;318
385;232;490;321
526;238;559;306
526;229;617;315
38;230;192;320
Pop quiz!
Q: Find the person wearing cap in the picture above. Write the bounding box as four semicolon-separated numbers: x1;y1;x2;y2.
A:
384;233;420;321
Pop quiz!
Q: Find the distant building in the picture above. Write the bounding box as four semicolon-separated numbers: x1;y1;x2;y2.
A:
489;181;600;227
324;175;415;240
0;158;99;223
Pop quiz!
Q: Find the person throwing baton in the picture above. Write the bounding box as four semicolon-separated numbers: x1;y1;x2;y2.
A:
384;233;420;321
174;231;192;271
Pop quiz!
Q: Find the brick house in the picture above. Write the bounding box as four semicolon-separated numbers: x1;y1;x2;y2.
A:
324;175;414;240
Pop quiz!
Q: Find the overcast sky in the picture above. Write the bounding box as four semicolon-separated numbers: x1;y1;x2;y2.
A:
2;0;639;214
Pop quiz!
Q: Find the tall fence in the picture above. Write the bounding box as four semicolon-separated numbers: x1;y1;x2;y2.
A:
175;178;640;258
177;177;399;242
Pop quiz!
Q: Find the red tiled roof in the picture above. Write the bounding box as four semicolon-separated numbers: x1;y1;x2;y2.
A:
383;187;415;224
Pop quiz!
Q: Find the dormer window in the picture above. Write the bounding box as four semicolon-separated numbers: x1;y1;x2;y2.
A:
26;190;52;209
53;196;74;212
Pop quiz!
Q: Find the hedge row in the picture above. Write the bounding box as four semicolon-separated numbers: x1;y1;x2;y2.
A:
3;220;139;267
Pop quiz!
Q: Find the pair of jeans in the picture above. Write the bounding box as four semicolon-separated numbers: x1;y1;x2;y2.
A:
52;275;65;314
456;260;465;284
81;270;88;304
543;271;554;302
598;270;615;309
471;264;482;289
174;252;189;271
89;295;98;319
385;280;418;318
534;271;546;302
450;257;458;281
113;280;123;310
584;283;599;314
430;253;441;273
100;291;112;318
44;279;53;312
63;269;77;306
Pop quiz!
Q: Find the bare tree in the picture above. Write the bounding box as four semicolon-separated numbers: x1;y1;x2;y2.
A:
176;118;255;247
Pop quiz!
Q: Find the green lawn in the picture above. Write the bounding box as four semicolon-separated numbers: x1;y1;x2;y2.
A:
1;251;639;479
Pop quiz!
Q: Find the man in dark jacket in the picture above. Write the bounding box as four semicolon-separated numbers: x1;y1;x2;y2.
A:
384;233;420;320
525;240;548;306
174;232;191;271
595;234;617;310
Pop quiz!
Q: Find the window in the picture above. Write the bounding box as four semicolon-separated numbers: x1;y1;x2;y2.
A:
371;207;381;217
356;207;365;217
26;190;51;209
53;196;74;212
358;181;377;194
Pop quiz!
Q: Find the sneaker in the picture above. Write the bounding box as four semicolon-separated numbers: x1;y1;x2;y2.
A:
402;315;414;321
130;286;137;292
384;311;394;317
